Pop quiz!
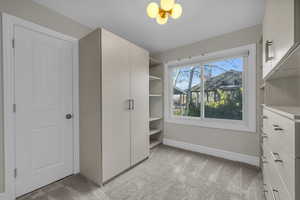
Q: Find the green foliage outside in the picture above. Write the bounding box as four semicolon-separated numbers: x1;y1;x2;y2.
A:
204;88;242;120
174;88;243;120
187;103;201;117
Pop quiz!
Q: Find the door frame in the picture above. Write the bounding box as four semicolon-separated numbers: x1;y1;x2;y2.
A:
0;13;80;200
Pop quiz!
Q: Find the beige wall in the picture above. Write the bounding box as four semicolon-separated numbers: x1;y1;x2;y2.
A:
152;25;263;157
0;14;4;193
0;0;92;193
0;0;92;39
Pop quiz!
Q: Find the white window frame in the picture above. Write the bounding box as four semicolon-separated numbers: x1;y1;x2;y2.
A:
164;44;256;132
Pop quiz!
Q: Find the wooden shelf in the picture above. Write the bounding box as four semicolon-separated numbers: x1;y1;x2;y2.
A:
149;129;161;136
150;139;161;149
149;75;161;81
149;94;162;97
150;57;161;67
149;117;162;122
149;59;163;150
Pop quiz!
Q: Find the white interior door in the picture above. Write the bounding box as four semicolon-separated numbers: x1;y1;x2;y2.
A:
14;25;74;197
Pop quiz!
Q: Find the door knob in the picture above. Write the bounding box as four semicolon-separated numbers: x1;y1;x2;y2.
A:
66;114;73;119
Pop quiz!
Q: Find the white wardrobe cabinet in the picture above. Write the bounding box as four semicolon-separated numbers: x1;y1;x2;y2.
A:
263;0;300;79
262;105;300;200
79;28;149;185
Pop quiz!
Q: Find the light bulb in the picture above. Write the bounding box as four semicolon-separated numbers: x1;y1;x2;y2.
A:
171;4;182;19
147;2;159;18
156;14;168;25
160;0;175;11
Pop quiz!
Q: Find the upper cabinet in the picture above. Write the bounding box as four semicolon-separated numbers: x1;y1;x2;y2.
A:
263;0;300;79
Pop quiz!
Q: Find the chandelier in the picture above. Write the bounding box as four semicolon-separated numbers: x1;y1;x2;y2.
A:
147;0;182;24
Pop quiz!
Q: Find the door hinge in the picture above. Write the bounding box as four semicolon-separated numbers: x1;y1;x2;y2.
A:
12;39;15;48
14;168;17;178
13;104;16;113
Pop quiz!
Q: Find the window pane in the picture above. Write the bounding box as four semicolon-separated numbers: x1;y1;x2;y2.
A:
172;66;202;117
204;57;243;120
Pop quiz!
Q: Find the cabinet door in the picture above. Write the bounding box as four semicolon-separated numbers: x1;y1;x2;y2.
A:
130;44;150;165
101;29;131;182
262;0;273;78
79;29;102;185
263;0;295;78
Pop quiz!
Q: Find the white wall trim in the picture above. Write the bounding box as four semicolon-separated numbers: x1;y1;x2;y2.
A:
163;139;260;167
1;13;80;200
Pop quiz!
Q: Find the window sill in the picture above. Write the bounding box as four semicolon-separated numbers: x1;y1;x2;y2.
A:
165;117;256;133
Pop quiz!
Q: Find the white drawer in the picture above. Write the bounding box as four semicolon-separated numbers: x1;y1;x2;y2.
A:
262;155;269;185
263;141;295;199
271;149;295;199
268;160;292;200
262;146;291;200
262;108;273;133
262;155;272;200
264;183;276;200
262;108;296;158
296;159;300;200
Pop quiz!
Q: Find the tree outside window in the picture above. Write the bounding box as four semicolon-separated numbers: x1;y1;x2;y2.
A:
171;57;244;120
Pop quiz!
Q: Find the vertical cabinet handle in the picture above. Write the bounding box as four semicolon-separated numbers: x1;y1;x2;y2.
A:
128;99;132;110
265;40;274;62
132;99;135;110
128;99;135;110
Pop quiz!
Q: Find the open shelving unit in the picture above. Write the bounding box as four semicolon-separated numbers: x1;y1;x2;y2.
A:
149;94;162;97
150;139;161;148
149;128;161;136
149;117;162;122
149;57;164;149
149;75;161;81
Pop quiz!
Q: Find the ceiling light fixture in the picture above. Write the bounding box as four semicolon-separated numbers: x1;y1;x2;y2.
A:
147;0;182;25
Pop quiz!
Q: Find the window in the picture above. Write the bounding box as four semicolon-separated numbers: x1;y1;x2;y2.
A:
165;45;256;132
172;65;202;117
204;57;243;120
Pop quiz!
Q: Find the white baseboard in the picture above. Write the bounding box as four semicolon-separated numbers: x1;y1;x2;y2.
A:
163;139;260;167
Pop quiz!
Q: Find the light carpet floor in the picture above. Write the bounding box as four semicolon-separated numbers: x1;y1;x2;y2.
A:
18;145;264;200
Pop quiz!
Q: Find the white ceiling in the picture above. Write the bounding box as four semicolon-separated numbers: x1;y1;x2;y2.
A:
32;0;265;53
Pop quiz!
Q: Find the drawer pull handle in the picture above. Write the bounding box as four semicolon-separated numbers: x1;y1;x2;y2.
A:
271;189;279;200
262;115;268;119
274;127;283;131
271;152;283;163
262;133;268;139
